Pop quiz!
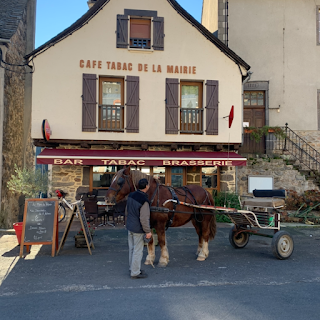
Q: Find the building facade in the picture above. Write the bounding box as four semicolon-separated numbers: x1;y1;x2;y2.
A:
26;0;250;200
202;0;320;138
0;0;36;227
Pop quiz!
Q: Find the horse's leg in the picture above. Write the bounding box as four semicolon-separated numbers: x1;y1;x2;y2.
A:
145;235;156;266
156;226;169;267
191;219;203;255
196;216;214;261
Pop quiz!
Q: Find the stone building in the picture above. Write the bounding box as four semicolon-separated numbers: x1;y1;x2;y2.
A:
26;0;250;202
0;0;36;227
202;0;320;194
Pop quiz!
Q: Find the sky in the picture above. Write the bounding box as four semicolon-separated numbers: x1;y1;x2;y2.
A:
35;0;203;48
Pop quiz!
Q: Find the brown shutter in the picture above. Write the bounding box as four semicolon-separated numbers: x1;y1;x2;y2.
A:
82;73;97;132
165;78;179;134
117;15;129;48
126;76;139;133
153;17;164;50
205;80;219;135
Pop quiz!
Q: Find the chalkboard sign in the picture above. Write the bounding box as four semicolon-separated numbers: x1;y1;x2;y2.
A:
20;199;58;257
24;200;56;242
78;204;92;244
57;200;94;255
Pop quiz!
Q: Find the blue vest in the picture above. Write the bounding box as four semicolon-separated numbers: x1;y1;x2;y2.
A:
126;190;149;234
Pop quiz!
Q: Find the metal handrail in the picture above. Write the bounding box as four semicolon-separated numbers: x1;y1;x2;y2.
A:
267;123;320;174
98;104;124;131
180;108;203;134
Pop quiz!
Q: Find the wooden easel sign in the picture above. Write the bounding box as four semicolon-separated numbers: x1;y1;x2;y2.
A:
57;203;94;255
20;199;58;257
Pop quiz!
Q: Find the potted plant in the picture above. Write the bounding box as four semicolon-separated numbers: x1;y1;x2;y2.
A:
7;165;49;244
244;126;286;142
75;224;96;248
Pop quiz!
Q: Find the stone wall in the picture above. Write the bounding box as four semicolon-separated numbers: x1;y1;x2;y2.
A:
237;157;319;196
0;9;34;228
294;130;320;152
51;165;86;203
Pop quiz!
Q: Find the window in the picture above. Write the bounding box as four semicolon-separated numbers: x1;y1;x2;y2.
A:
180;82;203;133
153;167;166;185
92;166;118;188
117;10;164;51
98;77;124;131
130;18;151;49
165;79;218;135
202;167;219;191
171;167;184;187
244;91;265;106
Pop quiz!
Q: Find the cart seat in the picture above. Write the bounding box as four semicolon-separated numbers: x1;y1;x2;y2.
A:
242;197;285;209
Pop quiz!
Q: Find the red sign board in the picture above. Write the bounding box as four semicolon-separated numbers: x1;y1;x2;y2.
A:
36;149;247;167
42;119;51;141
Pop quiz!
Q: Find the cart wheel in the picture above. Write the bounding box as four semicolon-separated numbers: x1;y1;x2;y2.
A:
229;226;250;249
271;231;294;260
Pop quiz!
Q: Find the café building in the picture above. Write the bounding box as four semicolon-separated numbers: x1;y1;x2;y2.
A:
26;0;250;200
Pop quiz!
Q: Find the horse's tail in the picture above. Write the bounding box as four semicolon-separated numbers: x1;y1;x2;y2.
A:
206;190;217;240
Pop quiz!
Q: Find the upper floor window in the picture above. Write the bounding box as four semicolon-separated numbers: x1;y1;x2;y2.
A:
130;18;151;49
99;77;124;132
165;79;218;135
82;74;139;133
117;10;164;51
180;82;203;134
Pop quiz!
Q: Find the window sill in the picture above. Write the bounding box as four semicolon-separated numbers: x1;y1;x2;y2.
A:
128;48;154;53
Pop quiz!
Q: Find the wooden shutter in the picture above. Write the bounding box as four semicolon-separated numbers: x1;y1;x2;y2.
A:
205;80;219;135
117;15;129;48
153;17;164;50
165;78;179;134
126;76;139;133
82;73;97;132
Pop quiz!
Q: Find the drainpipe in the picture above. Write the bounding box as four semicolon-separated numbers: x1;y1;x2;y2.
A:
0;46;7;212
236;71;252;196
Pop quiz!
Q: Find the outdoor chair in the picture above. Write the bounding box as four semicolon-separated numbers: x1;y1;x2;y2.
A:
84;199;105;225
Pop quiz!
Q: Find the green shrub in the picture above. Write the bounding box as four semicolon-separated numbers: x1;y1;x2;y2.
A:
7;165;49;198
212;191;241;223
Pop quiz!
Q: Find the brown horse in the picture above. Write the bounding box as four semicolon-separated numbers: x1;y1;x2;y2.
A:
105;167;216;267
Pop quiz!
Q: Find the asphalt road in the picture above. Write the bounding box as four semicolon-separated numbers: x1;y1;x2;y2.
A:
1;224;320;320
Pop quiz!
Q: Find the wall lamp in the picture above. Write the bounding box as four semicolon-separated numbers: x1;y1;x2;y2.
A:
269;105;281;113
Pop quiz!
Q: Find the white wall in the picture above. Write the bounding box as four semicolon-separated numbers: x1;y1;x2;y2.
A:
228;0;320;130
32;0;246;143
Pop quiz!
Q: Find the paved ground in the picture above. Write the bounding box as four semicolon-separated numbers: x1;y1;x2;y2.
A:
1;221;320;319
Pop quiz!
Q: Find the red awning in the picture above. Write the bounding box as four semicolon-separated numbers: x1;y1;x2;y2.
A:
37;149;247;166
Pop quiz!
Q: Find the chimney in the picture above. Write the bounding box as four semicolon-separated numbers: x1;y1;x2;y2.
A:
87;0;98;9
201;0;218;34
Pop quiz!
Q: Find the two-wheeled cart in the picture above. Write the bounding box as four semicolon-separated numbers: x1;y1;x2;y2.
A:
163;189;293;260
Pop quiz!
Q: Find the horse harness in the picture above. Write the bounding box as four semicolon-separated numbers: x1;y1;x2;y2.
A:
111;171;212;230
149;184;211;230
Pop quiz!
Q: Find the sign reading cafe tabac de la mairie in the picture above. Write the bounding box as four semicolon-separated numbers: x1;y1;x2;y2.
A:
79;60;197;74
52;158;237;166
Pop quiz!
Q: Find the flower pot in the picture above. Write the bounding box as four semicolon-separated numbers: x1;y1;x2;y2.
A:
13;222;23;245
74;234;93;248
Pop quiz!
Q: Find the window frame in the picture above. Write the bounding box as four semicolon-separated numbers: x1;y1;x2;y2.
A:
98;77;125;132
129;17;152;50
180;81;203;134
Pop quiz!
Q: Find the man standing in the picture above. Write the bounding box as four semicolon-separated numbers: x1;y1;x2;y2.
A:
126;178;152;279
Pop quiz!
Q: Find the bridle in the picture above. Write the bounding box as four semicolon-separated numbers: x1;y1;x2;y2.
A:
108;171;136;201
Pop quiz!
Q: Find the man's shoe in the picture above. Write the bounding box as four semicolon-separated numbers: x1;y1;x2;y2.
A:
129;269;145;275
131;272;148;279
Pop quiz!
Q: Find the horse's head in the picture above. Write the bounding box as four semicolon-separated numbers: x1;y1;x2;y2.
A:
105;167;134;205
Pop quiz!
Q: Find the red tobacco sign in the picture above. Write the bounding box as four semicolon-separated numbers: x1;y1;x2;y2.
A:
42;119;51;141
